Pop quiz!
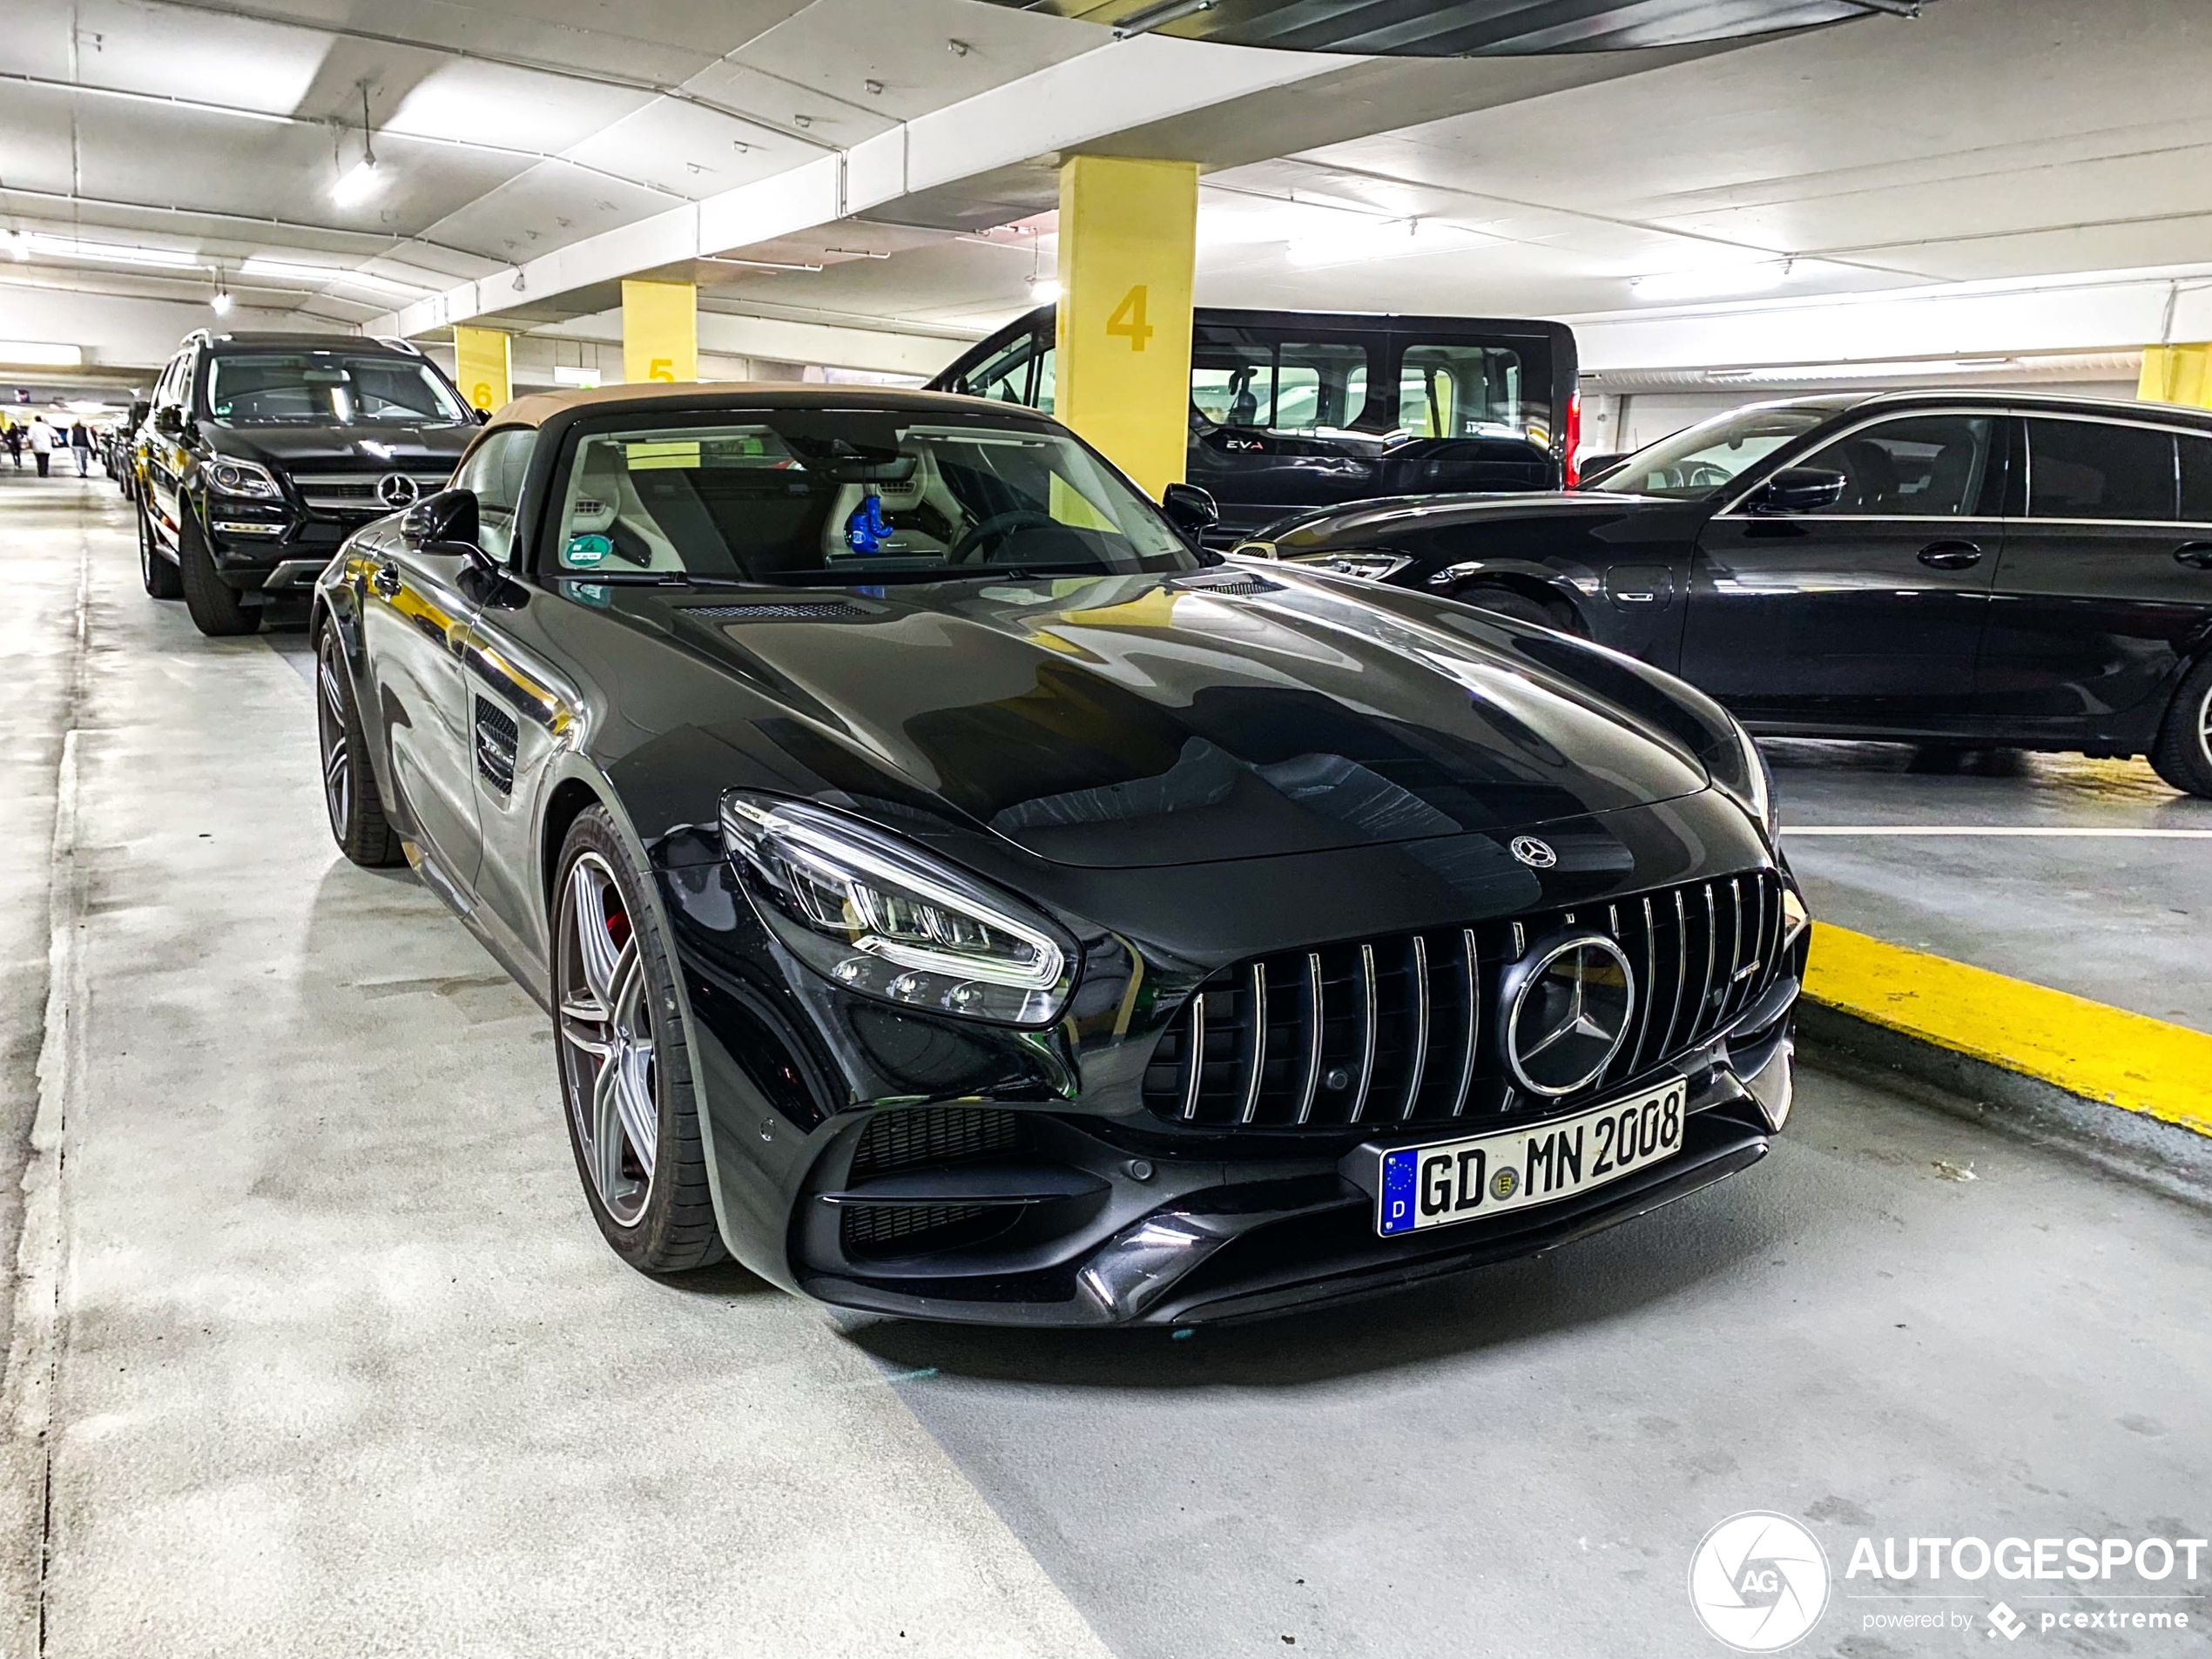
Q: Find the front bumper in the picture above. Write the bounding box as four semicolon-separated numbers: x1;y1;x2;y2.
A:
790;992;1794;1327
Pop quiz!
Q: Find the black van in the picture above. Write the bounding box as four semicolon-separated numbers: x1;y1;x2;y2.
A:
927;303;1580;543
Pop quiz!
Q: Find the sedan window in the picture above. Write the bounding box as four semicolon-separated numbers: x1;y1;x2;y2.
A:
547;414;1198;586
2026;419;2177;521
1599;407;1830;498
1794;415;1994;516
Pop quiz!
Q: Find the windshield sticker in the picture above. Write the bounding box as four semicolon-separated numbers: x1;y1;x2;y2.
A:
566;533;611;567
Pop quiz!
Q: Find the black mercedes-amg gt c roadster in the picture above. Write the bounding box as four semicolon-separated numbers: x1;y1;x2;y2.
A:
311;383;1807;1326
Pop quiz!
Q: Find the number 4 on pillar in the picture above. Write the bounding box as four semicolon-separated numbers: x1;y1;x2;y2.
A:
1106;285;1153;351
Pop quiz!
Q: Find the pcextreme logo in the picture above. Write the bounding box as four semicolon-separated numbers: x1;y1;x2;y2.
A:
1689;1512;1831;1652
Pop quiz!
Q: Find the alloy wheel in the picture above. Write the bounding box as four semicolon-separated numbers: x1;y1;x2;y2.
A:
2200;683;2212;769
315;631;353;840
556;853;658;1226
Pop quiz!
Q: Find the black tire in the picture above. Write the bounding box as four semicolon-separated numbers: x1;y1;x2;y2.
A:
2148;656;2212;799
1452;583;1577;633
314;619;403;867
550;806;726;1274
177;505;260;636
138;502;182;599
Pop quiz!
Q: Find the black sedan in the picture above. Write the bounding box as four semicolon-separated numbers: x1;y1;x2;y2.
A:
311;384;1805;1325
1238;391;2212;798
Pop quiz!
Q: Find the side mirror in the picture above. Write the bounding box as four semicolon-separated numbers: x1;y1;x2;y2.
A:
1162;482;1219;539
401;488;496;571
1575;452;1627;485
152;406;185;438
473;407;492;426
128;400;152;430
1750;466;1847;515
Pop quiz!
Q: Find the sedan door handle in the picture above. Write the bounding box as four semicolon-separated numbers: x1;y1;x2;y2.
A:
2175;541;2212;570
372;560;401;597
1917;540;1983;570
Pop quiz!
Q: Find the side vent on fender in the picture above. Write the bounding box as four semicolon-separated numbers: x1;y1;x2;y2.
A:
473;697;518;795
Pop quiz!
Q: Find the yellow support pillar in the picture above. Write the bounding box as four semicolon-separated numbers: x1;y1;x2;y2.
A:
1054;155;1197;500
451;325;511;415
2139;342;2212;408
621;279;698;385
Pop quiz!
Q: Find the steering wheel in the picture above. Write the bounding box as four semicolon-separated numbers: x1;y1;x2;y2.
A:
948;509;1056;565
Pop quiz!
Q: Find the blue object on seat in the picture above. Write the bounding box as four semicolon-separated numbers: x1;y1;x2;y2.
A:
845;491;892;553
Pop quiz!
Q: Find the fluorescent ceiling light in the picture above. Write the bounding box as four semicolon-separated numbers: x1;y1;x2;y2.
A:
1114;0;1214;37
0;341;83;368
552;366;602;388
238;257;421;295
331;158;382;206
210;290;233;317
1028;278;1062;303
1714;356;2018;383
1286;219;1480;270
1628;262;1792;302
703;255;823;273
23;233;202;270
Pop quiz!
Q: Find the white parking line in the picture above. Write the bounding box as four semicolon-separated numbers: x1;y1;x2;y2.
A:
1786;826;2212;838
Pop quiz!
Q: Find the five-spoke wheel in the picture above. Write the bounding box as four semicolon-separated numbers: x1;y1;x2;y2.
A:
556;851;659;1228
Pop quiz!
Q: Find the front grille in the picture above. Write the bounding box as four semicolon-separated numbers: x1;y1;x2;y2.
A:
840;1105;1023;1259
288;471;452;514
1143;872;1787;1132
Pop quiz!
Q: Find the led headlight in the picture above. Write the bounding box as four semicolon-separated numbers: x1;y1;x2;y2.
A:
206;457;281;500
1708;718;1778;844
721;793;1078;1027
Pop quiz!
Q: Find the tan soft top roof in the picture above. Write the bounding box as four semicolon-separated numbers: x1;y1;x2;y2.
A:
489;380;1026;429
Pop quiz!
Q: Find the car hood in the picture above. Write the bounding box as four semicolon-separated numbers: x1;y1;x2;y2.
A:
1257;490;1661;552
645;566;1713;869
206;423;475;468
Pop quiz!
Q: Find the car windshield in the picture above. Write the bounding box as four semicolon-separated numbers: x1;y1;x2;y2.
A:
1595;406;1832;499
548;412;1202;586
205;351;472;428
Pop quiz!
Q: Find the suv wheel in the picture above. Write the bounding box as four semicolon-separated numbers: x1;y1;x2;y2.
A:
314;619;402;867
2148;655;2212;799
551;807;725;1274
1451;583;1579;634
177;505;260;637
138;502;182;599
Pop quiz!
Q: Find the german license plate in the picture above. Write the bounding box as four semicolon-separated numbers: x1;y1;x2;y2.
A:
1375;1079;1686;1238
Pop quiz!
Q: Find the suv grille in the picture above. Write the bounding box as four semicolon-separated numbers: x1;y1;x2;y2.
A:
288;471;454;514
1142;872;1787;1132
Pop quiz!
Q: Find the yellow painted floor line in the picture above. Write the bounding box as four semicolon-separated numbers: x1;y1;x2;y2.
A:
1804;923;2212;1139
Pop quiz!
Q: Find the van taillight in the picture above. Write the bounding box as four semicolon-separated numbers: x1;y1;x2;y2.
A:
1564;390;1582;488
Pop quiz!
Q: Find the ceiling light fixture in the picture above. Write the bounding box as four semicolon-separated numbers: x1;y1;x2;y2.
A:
332;84;383;207
0;341;84;368
210;279;233;317
1713;355;2017;383
1628;260;1794;302
1029;279;1062;304
238;256;421;295
1114;0;1214;38
21;233;202;269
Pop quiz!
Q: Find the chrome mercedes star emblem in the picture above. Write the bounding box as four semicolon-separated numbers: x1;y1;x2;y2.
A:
1510;835;1557;868
376;472;420;508
1506;934;1635;1096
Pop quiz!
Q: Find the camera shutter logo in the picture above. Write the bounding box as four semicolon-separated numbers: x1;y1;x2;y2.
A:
377;472;420;509
1689;1512;1830;1652
1510;835;1556;868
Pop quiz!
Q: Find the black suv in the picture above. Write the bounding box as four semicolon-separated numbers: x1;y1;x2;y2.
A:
133;330;481;635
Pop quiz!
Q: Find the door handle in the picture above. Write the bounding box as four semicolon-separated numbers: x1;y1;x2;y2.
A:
2175;541;2212;570
372;560;401;597
1917;540;1983;570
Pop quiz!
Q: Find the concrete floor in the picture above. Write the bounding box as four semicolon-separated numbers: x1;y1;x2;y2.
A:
2;466;2208;1659
1773;742;2212;1033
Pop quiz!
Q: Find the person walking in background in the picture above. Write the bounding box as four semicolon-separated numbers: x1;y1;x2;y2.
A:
69;418;94;476
27;415;55;477
3;421;20;469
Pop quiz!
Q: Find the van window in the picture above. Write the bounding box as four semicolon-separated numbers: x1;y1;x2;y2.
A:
954;329;1054;415
1398;343;1525;440
1190;330;1372;433
2027;420;2176;520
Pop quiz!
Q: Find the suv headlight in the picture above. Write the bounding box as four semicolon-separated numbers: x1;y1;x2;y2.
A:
721;793;1078;1027
206;457;282;500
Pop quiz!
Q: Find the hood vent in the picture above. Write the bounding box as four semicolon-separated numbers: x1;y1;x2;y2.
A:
683;600;867;621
